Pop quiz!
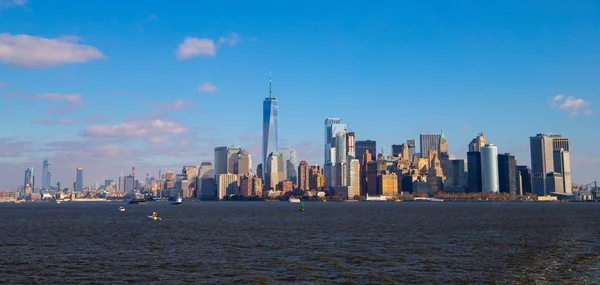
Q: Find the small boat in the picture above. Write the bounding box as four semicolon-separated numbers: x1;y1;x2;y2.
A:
119;206;125;212
288;197;301;203
148;212;161;221
172;196;183;205
56;200;61;204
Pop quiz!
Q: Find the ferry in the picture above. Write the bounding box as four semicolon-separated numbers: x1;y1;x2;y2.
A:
288;197;301;203
148;212;161;221
413;197;444;202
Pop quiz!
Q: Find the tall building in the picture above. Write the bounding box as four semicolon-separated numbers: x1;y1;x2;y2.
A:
420;133;441;158
236;150;252;175
516;166;533;194
335;131;347;165
444;159;467;189
346;131;356;158
439;130;449;175
553;149;572;194
266;152;284;190
280;147;297;183
42;159;51;190
530;133;570;196
407;139;416;158
347;158;361;195
124;175;134;192
23;167;34;197
356;140;376;164
481;144;499;193
262;72;279;179
498;153;517;194
227;145;241;174
324;118;342;165
214;146;228;179
469;133;487;152
239;174;262;197
467;151;482;192
217;173;238;200
197;162;216;199
118;176;125;192
75;166;83;192
298;160;310;191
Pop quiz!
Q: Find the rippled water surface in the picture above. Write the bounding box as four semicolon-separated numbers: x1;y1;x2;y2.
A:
1;201;600;284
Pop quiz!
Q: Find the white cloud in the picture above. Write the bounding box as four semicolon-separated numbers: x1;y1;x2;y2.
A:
219;33;239;46
175;37;216;60
197;82;216;93
80;118;188;139
0;33;104;67
30;93;82;102
548;95;593;117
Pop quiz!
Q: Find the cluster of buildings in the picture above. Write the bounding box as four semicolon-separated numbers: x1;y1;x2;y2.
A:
1;74;589;202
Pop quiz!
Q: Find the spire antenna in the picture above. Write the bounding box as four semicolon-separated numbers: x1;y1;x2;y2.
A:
269;71;272;98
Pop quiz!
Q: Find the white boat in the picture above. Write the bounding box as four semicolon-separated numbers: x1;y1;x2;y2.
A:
172;196;183;205
148;212;161;220
288;197;301;203
413;197;444;202
119;206;125;212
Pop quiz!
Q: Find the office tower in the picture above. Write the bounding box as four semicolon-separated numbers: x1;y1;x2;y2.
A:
41;159;51;190
481;144;499;193
469;133;487;152
347;158;361;195
175;176;190;198
346;132;356;158
197;162;216;199
553;149;572;194
118;176;125;192
530;133;570;196
239;174;263;197
236;150;252;175
75;166;83;192
227;145;241;174
467;151;482;192
217;173;238;200
407;139;416;158
280;147;297;183
546;172;564;194
336;162;347;187
298;161;310;191
324;118;342;165
428;154;444;192
391;144;402;157
516;166;532;194
498;153;517;194
379;171;398;197
439;130;449;175
256;164;263;180
24;167;33;189
335;132;347;164
263;72;279;179
444;159;467;189
356;140;376;164
214;146;228;179
420;133;441;158
182;166;198;181
266;152;284;190
124;175;134;192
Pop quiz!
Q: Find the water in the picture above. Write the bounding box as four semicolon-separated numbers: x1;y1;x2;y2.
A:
1;201;599;284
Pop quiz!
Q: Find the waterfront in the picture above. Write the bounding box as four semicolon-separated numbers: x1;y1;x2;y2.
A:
1;202;599;284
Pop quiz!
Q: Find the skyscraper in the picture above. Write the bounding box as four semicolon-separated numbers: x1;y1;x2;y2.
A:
227;145;241;174
498;153;517;194
24;167;34;196
355;140;376;164
420;133;441;158
407;139;416;158
324;118;342;165
214;146;228;179
280;146;298;183
75;166;83;192
346;132;356;158
530;133;570;196
553;148;572;194
467;151;482;192
469;133;487;152
236;150;252;175
481;144;499;193
262;72;279;179
298;160;310;191
42;159;51;190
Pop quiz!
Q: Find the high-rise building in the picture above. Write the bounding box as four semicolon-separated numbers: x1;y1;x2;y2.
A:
553;149;572;194
335;131;347;165
262;72;279;179
280;147;297;183
23;167;34;197
444;159;467;189
324;118;343;164
379;171;398;197
347;158;360;195
239;174;262;197
197;162;215;199
75;166;83;192
469;133;487;152
407;139;416;158
227;145;241;174
214;146;228;179
356;140;376;164
118;176;125;192
124;175;134;192
298;161;310;191
420;133;441;158
217;173;238;200
41;159;51;190
481;144;499;193
266;152;284;190
498;153;517;194
346;132;356;158
467;151;482;192
236;150;252;175
530;133;570;196
516;166;533;194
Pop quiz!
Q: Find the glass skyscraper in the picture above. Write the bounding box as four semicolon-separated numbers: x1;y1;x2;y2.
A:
262;72;279;179
75;166;83;192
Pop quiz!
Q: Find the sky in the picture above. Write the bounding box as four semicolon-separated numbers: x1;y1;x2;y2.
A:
0;0;598;189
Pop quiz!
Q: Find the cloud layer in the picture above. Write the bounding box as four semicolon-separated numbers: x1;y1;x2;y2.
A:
549;95;593;117
0;34;104;67
175;32;239;60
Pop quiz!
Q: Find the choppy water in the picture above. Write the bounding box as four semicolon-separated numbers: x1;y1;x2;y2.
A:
1;201;599;284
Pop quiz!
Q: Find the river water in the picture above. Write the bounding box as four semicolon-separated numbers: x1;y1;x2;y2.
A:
1;201;599;284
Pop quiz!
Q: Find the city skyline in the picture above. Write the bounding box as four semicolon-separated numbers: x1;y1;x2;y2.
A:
1;1;599;189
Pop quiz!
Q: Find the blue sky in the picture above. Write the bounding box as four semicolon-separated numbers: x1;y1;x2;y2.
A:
0;0;598;189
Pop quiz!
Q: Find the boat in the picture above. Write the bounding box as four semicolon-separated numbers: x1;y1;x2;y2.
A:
128;198;148;205
148;212;161;221
56;200;61;204
119;206;125;212
14;200;21;204
413;197;444;202
172;196;183;205
288;197;301;203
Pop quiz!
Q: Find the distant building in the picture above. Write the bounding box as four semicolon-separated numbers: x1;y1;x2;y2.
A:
263;73;279;180
407;139;416;159
278;180;294;192
75;166;83;192
481;144;499;193
298;161;310;191
445;159;467;190
197;162;216;199
516;166;533;194
356;140;376;164
236;150;252;175
239;174;262;197
346;132;356;158
266;152;284;190
217;173;238;200
324;118;342;166
214;146;228;179
469;133;487;152
347;158;361;195
553;148;572;194
227;145;241;174
467;151;482;192
498;153;517;194
420;133;441;158
124;175;135;192
530;133;571;195
379;171;398;197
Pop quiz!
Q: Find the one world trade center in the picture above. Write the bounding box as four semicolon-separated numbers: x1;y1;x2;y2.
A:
262;72;279;179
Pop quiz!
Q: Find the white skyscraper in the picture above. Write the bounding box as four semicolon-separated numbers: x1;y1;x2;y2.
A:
481;144;499;193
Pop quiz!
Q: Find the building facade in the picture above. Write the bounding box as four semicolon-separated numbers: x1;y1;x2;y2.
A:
481;144;499;193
